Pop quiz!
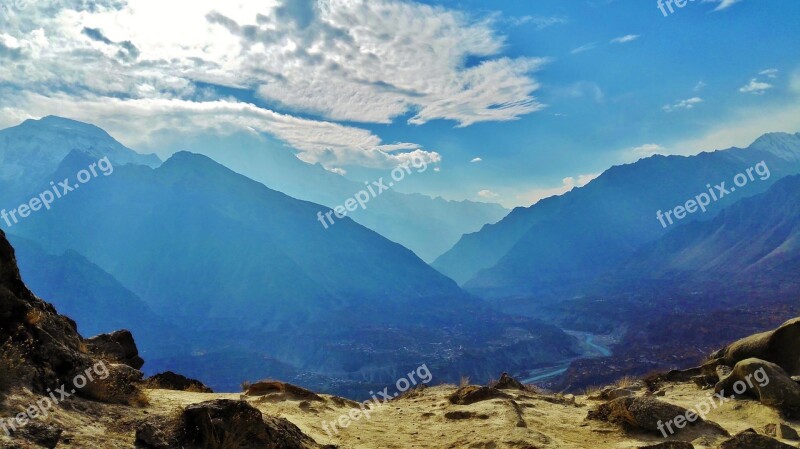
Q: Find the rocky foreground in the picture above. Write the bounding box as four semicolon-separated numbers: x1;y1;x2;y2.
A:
2;228;800;448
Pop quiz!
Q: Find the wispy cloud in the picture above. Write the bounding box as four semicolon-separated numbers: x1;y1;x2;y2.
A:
610;34;640;44
571;42;598;54
507;14;570;30
0;0;549;169
759;68;779;79
739;79;773;95
703;0;745;12
663;97;704;112
477;189;499;199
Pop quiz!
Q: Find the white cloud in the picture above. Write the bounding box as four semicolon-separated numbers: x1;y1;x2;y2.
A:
470;157;483;163
477;189;499;199
694;81;707;92
759;68;779;79
1;91;440;169
703;0;745;11
514;173;600;205
0;0;547;167
508;15;570;30
739;78;773;95
570;42;597;54
327;167;347;176
631;143;667;159
610;34;640;44
663;97;703;112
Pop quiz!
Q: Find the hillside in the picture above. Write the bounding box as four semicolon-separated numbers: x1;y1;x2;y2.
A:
5;150;576;393
434;132;800;301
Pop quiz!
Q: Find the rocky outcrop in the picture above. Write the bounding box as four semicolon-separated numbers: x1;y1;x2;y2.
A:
145;371;213;393
587;397;727;437
449;385;511;405
135;399;326;449
0;229;144;405
85;330;144;369
710;318;800;376
493;373;526;391
244;381;322;401
715;358;800;416
718;429;796;448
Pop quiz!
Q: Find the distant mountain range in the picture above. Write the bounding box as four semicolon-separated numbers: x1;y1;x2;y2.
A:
0;116;575;393
618;173;800;288
434;132;800;303
173;132;507;262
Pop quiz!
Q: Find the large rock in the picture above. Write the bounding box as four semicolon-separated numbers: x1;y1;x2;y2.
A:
639;443;694;449
85;330;144;369
244;381;321;401
135;399;325;449
719;429;796;448
145;371;213;393
587;397;727;437
449;385;511;405
763;423;800;440
715;358;800;416
710;318;800;376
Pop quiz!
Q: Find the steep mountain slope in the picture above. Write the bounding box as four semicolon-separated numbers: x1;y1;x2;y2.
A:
619;174;800;285
193;133;508;262
434;133;800;300
8;149;578;392
5;234;183;362
0;116;160;201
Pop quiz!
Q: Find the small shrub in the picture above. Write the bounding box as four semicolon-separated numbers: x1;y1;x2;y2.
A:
614;375;638;388
459;376;470;388
240;381;251;392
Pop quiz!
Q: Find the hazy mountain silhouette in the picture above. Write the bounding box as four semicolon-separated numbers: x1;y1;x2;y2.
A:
5;234;183;362
618;173;800;287
189;133;508;262
434;133;800;301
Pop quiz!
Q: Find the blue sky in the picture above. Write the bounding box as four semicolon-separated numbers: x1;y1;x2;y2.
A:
1;0;798;206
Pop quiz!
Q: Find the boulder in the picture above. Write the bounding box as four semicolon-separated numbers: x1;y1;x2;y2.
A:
82;363;146;405
710;318;800;376
587;397;728;437
145;371;213;393
449;385;511;405
714;358;800;416
16;422;62;449
639;442;694;449
134;399;325;449
244;381;322;401
719;429;796;448
763;423;800;440
85;330;144;369
494;373;526;391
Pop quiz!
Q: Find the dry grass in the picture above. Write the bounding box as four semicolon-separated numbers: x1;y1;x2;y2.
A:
197;410;250;449
583;385;602;397
459;376;470;388
614;375;638;389
24;309;45;326
240;381;252;392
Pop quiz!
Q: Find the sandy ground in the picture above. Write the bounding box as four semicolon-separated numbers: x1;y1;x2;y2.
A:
1;380;798;448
